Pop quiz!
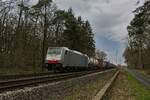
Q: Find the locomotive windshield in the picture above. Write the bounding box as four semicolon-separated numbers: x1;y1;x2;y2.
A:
47;48;62;55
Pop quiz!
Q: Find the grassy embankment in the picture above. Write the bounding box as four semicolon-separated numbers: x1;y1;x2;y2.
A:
107;69;150;100
127;71;150;100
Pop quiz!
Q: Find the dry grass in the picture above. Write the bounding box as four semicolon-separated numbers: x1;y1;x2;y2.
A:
135;69;150;76
63;71;116;100
0;66;46;75
106;70;136;100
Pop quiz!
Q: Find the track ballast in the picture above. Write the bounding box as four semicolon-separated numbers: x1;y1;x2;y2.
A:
0;69;111;92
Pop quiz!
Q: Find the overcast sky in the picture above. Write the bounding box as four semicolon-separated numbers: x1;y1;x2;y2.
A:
53;0;145;64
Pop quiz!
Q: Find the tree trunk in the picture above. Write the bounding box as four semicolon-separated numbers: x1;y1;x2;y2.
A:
42;4;47;71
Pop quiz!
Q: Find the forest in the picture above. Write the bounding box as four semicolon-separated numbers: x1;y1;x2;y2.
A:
124;0;150;69
0;0;96;73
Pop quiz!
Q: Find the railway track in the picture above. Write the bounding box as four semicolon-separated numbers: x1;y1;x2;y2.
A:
0;69;111;92
0;69;106;80
0;72;55;80
0;70;93;80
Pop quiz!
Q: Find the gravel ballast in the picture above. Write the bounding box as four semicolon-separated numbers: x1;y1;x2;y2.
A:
0;69;116;100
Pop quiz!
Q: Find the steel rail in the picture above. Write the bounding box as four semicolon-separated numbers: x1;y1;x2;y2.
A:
0;69;112;92
0;72;55;80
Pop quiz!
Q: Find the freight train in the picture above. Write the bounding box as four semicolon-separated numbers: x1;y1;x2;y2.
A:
45;47;115;71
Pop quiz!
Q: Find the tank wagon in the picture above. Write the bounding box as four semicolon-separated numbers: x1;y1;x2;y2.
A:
45;47;89;71
88;58;99;69
103;61;116;69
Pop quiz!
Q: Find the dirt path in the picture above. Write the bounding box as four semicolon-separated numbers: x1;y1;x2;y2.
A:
128;69;150;89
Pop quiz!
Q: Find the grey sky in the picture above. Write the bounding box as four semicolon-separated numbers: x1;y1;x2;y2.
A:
53;0;144;64
54;0;144;42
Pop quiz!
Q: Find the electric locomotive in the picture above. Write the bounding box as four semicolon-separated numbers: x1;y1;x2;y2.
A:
45;47;89;71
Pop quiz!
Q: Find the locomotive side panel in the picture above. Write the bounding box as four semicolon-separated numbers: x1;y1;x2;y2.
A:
64;50;88;68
